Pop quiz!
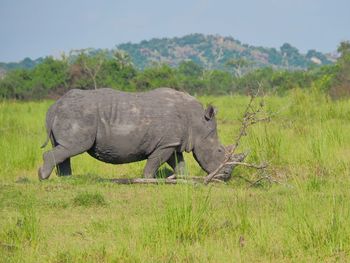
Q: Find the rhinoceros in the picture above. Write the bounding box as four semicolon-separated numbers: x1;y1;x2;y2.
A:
38;88;238;180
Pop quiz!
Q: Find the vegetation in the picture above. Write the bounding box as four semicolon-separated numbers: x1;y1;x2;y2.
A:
0;34;342;100
329;41;350;98
0;43;345;100
2;89;350;261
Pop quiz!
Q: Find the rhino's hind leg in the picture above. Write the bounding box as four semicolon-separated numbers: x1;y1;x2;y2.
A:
167;152;186;176
38;143;90;180
39;145;73;180
57;158;72;176
143;148;176;178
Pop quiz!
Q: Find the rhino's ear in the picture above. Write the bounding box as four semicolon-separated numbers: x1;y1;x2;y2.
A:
204;105;217;120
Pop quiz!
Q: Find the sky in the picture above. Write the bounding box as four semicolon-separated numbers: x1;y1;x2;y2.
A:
0;0;349;62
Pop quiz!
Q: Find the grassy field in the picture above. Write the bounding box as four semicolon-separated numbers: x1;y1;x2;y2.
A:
1;89;350;262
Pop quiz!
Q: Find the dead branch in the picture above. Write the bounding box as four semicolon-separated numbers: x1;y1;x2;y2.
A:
205;86;276;185
109;178;180;184
172;175;226;184
225;161;268;169
108;177;226;185
205;89;263;184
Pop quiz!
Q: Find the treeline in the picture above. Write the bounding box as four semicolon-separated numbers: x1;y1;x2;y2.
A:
0;42;349;100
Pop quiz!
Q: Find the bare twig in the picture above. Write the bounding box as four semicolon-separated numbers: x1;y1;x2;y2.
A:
205;88;268;184
248;174;282;188
109;178;182;184
225;161;268;169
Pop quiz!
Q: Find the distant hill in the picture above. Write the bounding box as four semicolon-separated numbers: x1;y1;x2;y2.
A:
117;34;335;70
0;34;336;74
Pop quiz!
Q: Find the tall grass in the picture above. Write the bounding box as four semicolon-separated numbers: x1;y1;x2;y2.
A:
144;185;213;246
0;193;41;262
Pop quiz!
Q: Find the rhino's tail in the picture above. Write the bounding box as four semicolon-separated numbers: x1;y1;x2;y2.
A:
40;133;50;148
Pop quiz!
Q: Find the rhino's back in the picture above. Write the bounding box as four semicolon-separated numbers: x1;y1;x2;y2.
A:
52;88;202;164
50;87;202;131
95;87;200;111
57;87;200;111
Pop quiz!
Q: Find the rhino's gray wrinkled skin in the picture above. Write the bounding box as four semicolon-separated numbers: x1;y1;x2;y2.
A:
38;88;235;180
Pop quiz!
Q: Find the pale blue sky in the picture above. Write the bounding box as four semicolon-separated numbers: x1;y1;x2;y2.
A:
1;0;349;62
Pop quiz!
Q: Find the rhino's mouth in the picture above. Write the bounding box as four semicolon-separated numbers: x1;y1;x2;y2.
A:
214;153;246;181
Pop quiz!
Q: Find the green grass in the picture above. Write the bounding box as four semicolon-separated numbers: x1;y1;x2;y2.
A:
1;90;350;261
73;191;107;207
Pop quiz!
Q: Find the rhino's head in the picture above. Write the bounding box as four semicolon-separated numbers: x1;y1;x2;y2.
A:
192;105;242;179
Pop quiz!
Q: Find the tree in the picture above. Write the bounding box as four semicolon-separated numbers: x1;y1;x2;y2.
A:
225;58;252;77
204;70;233;94
72;49;108;89
0;57;69;99
280;43;308;68
113;49;133;69
134;64;177;91
0;69;31;99
329;41;350;98
99;56;137;91
337;41;350;58
178;61;203;78
32;56;69;91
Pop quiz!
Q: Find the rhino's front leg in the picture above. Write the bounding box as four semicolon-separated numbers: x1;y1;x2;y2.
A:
143;148;175;178
167;152;186;177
